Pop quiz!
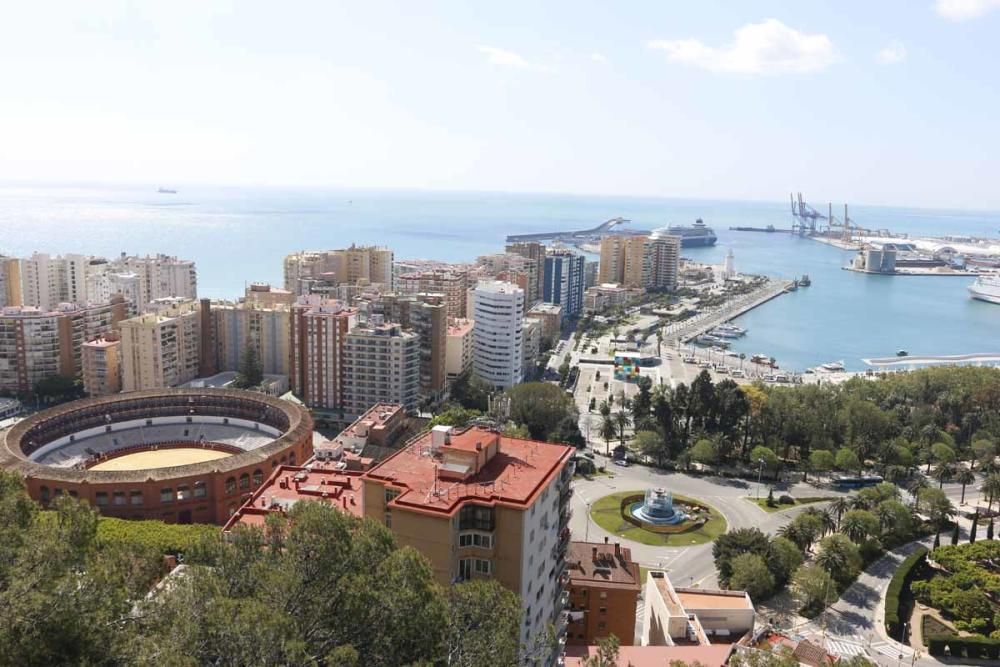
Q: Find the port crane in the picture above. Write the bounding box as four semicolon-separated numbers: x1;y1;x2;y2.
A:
789;192;826;234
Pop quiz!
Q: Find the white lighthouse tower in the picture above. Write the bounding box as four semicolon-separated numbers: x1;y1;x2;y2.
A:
722;248;736;280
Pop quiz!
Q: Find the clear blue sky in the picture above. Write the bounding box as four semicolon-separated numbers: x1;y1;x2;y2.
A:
1;1;999;208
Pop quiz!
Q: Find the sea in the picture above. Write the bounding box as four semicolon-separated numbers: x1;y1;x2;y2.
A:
1;183;998;372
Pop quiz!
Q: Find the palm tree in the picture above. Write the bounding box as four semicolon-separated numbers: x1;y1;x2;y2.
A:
954;468;977;505
933;463;955;489
614;408;632;452
848;495;869;511
841;513;871;544
874;503;895;533
599;413;617;456
599;399;611;418
806;507;836;537
777;523;808;552
655;328;663;357
830;497;850;530
982;473;1000;512
906;476;929;510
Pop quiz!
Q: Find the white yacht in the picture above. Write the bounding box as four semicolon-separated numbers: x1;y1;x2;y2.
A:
968;275;1000;304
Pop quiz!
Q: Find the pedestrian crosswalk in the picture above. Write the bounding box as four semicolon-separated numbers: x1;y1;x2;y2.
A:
825;635;866;658
871;641;913;659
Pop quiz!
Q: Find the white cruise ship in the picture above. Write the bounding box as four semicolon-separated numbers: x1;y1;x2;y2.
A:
968;275;1000;304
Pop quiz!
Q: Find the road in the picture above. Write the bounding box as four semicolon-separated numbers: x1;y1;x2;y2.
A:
570;461;849;589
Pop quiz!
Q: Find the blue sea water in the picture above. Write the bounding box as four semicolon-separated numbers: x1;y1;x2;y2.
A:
1;183;998;371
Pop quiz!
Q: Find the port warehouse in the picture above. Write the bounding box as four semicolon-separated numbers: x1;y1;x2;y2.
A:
0;388;313;524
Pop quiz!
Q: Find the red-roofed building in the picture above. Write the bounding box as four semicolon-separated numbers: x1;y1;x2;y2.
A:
362;424;575;661
222;461;367;532
566;540;642;646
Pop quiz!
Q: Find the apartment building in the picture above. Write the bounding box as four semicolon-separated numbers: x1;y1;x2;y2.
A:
397;269;469;319
243;282;295;309
111;254;197;308
289;296;357;411
86;270;142;311
119;300;201;391
542;249;586;318
19;252;89;310
583;284;645;314
641;570;754;645
565;540;641;646
342;319;419;418
362;425;576;660
0;256;22;307
527;303;562;343
283;246;394;295
504;241;545;306
81;332;122;397
522;317;541;380
478;252;541;306
0;299;127;393
644;230;681;292
376;292;447;402
598;236;648;288
471;281;524;390
445;318;474;381
203;299;291;378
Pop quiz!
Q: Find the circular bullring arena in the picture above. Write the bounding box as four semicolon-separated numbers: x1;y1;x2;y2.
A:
0;388;314;525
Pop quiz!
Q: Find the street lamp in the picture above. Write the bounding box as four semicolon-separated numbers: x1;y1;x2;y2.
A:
756;458;765;500
585;501;592;542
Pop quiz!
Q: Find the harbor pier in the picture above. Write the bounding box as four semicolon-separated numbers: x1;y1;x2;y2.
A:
664;279;794;345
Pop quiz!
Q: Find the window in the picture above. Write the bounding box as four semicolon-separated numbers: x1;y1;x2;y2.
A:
160;488;174;503
599;607;607;615
385;488;400;503
39;486;49;503
459;558;472;581
599;591;607;599
176;485;191;501
225;477;236;494
458;532;493;549
193;481;207;498
252;469;264;486
239;473;250;490
95;492;109;506
130;491;143;506
113;491;126;506
458;504;494;531
598;622;606;631
474;559;491;575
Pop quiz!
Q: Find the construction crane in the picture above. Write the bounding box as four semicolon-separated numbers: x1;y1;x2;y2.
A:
789;192;826;235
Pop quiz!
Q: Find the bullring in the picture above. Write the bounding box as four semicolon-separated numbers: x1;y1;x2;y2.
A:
0;388;313;524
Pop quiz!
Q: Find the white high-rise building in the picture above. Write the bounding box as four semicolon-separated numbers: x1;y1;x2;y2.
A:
20;252;89;310
116;254;197;308
471;280;524;389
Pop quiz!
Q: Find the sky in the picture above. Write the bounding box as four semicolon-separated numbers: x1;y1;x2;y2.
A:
1;0;999;209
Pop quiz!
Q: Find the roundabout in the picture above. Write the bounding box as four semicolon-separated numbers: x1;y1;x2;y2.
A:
589;488;728;546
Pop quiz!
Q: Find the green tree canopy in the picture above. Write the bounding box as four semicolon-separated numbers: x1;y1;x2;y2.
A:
507;382;579;441
728;553;776;601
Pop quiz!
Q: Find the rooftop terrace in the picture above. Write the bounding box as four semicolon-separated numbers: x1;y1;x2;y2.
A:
363;426;573;516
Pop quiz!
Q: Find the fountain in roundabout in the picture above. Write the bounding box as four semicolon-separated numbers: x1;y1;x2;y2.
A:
630;488;688;526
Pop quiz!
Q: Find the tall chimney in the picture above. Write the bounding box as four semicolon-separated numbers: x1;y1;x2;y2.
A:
614;542;621;558
592;547;598;561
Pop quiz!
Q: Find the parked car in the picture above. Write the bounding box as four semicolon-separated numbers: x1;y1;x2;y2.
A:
613;459;630;467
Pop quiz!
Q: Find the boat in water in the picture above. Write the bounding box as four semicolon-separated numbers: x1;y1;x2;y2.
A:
157;187;178;194
798;274;811;287
714;323;747;335
968;275;1000;304
818;360;846;372
667;218;717;247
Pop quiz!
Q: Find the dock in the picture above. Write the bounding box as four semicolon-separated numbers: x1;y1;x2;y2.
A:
729;226;793;233
665;279;794;345
864;353;1000;367
506;217;648;243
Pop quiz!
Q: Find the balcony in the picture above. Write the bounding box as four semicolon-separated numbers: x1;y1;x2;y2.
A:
559;486;573;505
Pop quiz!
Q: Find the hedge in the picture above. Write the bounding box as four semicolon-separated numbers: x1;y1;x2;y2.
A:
884;546;928;639
96;517;220;557
926;635;1000;660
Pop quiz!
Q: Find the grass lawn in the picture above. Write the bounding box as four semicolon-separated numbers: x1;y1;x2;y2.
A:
745;496;836;513
589;491;727;547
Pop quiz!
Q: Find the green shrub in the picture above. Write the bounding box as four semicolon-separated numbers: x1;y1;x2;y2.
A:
885;546;928;639
96;517;220;559
926;635;1000;659
778;494;795;505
